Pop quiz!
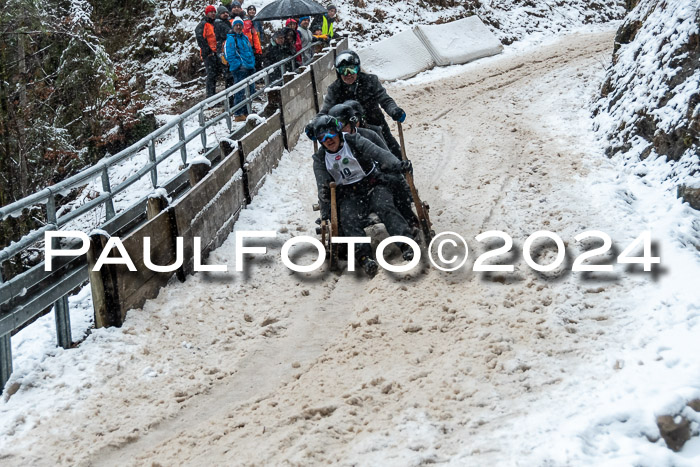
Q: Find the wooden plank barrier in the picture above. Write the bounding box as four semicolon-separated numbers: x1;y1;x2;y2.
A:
171;144;246;276
88;205;176;327
278;69;317;150
241;112;285;199
311;51;336;111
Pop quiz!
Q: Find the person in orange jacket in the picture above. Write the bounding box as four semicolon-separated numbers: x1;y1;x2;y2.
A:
195;5;220;98
243;14;263;69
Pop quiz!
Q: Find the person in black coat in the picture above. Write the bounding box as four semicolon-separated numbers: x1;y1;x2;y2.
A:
264;29;295;81
214;7;234;91
307;114;414;276
320;50;406;160
328;103;418;230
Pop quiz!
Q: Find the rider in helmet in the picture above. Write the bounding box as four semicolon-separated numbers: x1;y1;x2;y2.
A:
320;50;406;160
329;102;418;230
344;99;389;150
307;114;415;276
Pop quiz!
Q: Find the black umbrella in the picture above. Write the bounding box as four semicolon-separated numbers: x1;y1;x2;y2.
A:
254;0;327;21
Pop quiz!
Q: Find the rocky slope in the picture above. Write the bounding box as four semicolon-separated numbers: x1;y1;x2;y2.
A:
595;0;699;207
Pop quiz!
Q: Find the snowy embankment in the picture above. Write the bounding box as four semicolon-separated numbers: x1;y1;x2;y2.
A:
594;0;699;203
1;26;699;465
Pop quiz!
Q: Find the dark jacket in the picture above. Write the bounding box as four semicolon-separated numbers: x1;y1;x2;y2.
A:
214;18;232;54
312;132;402;218
320;72;401;128
356;127;387;150
195;17;217;58
264;41;295;79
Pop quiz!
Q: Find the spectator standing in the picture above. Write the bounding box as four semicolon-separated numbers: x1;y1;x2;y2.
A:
285;18;303;64
243;13;263;67
195;5;220;98
265;29;294;80
310;4;337;38
246;5;265;43
283;27;300;70
229;1;245;18
225;17;256;121
214;7;235;92
297;16;314;64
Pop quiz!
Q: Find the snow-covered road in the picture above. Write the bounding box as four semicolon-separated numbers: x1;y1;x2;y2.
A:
2;28;699;466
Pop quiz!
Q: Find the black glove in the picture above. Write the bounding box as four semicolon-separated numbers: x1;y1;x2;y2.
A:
387;160;412;174
391;107;406;123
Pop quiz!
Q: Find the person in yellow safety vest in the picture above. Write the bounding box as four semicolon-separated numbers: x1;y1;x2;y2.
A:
310;4;337;39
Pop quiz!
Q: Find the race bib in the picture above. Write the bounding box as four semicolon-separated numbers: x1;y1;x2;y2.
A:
324;140;368;185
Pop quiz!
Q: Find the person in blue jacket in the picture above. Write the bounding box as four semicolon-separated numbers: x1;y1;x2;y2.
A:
225;16;256;121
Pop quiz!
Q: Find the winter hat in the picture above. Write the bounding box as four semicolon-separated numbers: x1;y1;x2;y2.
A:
285;18;298;26
232;16;244;26
299;16;310;22
327;4;337;10
217;6;229;16
205;5;217;14
232;1;242;6
221;0;232;4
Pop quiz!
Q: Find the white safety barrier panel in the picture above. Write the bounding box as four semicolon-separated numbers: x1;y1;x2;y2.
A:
357;28;435;82
357;16;503;81
413;16;503;66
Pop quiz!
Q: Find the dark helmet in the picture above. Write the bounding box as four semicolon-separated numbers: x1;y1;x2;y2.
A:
305;114;341;141
328;103;357;127
335;50;361;77
344;99;365;121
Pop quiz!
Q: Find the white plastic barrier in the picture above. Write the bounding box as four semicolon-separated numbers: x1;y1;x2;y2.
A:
356;28;435;82
357;16;503;81
413;16;503;66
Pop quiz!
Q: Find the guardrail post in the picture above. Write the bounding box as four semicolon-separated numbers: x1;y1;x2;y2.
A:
198;108;208;149
0;333;11;392
178;120;188;164
46;192;74;348
148;141;158;188
223;96;233;131
88;232;122;328
101;166;116;220
245;79;252;116
54;296;72;349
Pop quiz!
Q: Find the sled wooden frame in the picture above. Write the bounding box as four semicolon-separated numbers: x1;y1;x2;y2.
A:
397;122;435;243
314;182;340;270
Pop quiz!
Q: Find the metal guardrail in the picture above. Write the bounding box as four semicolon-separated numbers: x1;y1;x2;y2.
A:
0;40;330;391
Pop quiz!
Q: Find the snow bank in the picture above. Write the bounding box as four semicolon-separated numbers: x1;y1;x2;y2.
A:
358;16;503;81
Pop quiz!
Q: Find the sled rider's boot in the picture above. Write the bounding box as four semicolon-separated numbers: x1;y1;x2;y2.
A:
359;255;378;277
400;243;414;262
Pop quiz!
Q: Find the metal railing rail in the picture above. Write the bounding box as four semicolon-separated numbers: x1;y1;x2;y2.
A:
0;39;334;391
